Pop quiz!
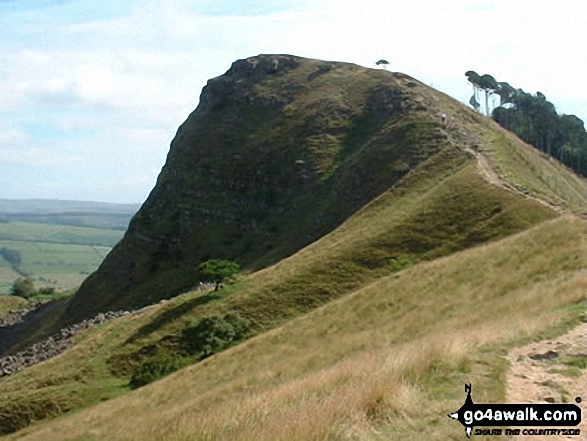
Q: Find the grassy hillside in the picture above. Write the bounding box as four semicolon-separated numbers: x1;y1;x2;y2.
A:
4;215;586;441
46;54;582;331
1;56;586;439
0;145;556;434
0;296;28;318
405;80;587;213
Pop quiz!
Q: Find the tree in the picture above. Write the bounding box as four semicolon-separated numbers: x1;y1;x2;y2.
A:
495;81;516;106
465;71;482;111
376;60;390;70
11;278;36;299
477;74;498;116
469;94;481;112
198;259;240;291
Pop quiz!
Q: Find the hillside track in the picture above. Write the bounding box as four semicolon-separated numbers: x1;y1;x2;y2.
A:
441;117;565;214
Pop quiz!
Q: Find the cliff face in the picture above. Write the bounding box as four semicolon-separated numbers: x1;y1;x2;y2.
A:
65;54;450;321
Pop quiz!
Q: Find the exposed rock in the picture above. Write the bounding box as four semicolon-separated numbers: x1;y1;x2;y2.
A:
0;305;40;328
0;309;131;377
529;350;559;361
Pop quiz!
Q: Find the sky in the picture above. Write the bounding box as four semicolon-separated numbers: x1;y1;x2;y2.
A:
1;0;586;203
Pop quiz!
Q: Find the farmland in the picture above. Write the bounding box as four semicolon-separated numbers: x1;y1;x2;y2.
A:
0;222;124;294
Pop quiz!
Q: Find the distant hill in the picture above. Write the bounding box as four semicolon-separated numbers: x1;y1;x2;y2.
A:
0;199;140;230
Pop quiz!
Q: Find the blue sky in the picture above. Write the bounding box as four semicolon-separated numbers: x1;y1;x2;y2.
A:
1;0;586;203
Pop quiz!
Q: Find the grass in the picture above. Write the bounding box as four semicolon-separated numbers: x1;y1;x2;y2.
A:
412;81;587;213
3;215;586;441
0;259;21;295
1;58;585;439
561;354;587;369
0;222;123;247
0;221;122;293
0;296;28;318
478;124;587;213
0;240;113;294
0;122;558;435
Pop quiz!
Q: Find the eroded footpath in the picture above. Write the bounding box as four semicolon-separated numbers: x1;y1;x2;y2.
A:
506;322;587;440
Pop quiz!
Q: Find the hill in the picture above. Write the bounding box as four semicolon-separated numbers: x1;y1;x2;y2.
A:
1;55;587;437
2;216;586;440
60;55;585;327
0;199;140;230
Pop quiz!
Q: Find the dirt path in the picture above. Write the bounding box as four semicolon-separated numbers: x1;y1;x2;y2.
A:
442;119;565;214
506;323;587;440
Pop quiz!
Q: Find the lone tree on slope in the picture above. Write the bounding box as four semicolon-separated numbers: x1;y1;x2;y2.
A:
198;259;240;291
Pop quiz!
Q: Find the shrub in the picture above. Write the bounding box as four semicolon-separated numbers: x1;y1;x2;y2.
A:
37;287;56;295
129;349;189;389
182;313;251;358
10;278;36;299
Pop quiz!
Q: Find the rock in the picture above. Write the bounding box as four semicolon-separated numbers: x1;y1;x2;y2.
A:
544;397;556;403
0;308;135;377
529;351;559;361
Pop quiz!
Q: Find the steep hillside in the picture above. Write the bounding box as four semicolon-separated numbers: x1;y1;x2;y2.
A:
64;54;585;324
2;54;587;436
4;53;586;356
0;153;557;434
67;55;457;321
4;216;586;440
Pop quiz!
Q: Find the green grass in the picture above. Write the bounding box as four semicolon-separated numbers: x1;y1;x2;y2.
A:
478;124;587;212
413;82;587;213
0;149;557;436
1;57;585;439
3;215;586;440
0;240;112;293
0;296;28;318
0;257;21;294
0;221;123;247
561;354;587;369
0;221;122;293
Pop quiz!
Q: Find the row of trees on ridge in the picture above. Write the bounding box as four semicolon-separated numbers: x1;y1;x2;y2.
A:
466;70;587;176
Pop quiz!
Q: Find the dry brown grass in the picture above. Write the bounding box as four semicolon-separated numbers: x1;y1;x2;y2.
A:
6;215;587;441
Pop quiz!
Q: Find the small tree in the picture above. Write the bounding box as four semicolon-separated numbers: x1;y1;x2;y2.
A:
11;278;36;299
198;259;240;291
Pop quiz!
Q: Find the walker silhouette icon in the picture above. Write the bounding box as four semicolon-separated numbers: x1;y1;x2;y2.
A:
448;383;475;438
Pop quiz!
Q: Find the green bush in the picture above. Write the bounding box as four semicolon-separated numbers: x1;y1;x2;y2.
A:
10;278;36;299
129;349;189;389
182;313;251;358
198;259;240;291
37;287;55;295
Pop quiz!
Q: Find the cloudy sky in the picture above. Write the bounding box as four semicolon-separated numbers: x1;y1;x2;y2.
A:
1;0;586;203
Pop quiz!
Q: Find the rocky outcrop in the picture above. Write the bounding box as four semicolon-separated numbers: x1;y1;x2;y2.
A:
0;310;130;377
